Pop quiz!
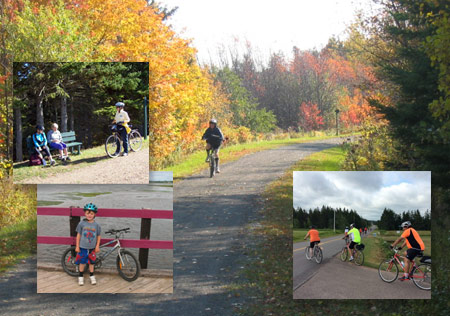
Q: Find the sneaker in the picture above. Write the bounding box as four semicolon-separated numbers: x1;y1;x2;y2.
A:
50;159;56;166
205;156;210;162
42;159;47;166
216;167;220;173
349;257;354;261
399;275;410;281
78;277;84;286
66;156;71;161
123;152;128;157
90;275;97;285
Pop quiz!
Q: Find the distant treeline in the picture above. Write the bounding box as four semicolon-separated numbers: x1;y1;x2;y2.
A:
293;206;370;230
377;208;431;231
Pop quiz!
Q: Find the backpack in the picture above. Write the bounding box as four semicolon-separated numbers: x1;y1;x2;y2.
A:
29;153;42;166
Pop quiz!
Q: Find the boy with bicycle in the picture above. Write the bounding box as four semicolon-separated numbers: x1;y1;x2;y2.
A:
304;225;320;259
75;203;102;286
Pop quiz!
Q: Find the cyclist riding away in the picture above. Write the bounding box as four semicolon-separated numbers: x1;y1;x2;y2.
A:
304;225;320;259
112;102;131;156
344;223;361;261
391;221;425;281
202;119;224;173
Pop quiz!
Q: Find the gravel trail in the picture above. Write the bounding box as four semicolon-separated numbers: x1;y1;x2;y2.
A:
1;138;343;316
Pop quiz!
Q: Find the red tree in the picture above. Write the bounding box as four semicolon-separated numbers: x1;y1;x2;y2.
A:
299;102;324;131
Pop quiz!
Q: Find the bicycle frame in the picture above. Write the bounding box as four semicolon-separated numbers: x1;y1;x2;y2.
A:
388;250;423;277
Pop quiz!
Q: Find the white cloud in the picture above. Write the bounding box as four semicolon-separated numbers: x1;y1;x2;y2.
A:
293;171;431;220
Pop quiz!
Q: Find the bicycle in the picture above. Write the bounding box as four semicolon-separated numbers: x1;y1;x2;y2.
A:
105;124;142;158
378;247;431;290
61;227;141;282
340;241;364;266
305;242;323;264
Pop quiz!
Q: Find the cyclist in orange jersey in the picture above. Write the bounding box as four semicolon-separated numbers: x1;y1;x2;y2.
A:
391;221;425;281
304;226;320;259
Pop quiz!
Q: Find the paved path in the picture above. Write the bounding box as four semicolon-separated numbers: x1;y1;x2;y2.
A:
1;138;343;315
294;254;431;299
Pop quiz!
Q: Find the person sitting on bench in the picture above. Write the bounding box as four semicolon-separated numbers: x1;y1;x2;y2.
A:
32;125;56;166
47;123;71;161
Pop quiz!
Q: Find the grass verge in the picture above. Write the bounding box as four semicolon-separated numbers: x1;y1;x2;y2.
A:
12;139;148;182
234;146;358;315
163;135;349;180
293;229;341;243
0;217;37;274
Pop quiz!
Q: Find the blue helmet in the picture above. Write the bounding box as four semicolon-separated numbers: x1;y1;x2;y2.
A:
83;203;98;213
115;102;125;107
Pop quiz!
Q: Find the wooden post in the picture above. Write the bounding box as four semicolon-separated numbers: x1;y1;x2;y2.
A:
69;206;80;245
139;217;152;269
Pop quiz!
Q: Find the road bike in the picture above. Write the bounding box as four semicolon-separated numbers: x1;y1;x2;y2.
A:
61;227;141;282
340;241;364;266
105;124;142;158
378;247;431;290
305;242;323;264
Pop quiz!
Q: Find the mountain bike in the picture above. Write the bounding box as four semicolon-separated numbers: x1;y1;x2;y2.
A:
61;227;141;281
105;124;143;158
340;241;364;266
305;242;323;264
378;247;431;290
206;149;216;178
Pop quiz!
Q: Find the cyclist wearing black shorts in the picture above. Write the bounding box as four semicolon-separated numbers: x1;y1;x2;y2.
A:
391;221;425;281
304;225;320;259
202;119;224;173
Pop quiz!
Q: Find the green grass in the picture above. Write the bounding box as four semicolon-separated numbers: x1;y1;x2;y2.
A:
0;217;37;274
73;192;112;197
293;229;341;243
163;135;347;180
234;146;350;315
37;200;64;206
12;139;148;182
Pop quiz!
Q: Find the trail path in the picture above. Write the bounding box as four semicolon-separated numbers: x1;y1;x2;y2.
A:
1;138;343;315
20;147;149;184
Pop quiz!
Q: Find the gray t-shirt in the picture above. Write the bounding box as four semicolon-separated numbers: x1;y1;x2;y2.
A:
76;220;101;249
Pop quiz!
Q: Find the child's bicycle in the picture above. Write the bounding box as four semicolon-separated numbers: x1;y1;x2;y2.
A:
61;227;141;281
378;247;431;290
305;242;323;264
340;241;364;266
105;123;143;158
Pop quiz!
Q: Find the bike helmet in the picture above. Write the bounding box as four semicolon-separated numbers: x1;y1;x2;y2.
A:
209;118;217;125
350;223;354;228
83;203;98;213
36;124;44;131
345;226;349;229
400;221;411;228
310;225;315;229
115;102;125;107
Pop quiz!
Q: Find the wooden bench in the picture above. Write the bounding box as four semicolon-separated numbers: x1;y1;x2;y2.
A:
49;131;82;155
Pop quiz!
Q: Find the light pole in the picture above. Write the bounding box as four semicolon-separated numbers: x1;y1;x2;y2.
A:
334;209;335;232
335;109;340;136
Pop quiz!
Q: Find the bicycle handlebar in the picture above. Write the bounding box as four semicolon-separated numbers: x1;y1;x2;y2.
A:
105;227;130;235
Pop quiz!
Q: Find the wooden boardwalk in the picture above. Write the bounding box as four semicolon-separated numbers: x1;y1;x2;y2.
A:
37;269;173;293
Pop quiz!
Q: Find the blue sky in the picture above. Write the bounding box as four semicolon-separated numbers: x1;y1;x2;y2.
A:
161;0;381;64
293;171;431;221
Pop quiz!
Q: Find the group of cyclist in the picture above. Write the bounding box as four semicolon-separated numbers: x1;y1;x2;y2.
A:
304;221;425;281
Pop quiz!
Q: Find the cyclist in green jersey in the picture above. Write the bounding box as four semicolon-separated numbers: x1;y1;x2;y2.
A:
346;223;361;261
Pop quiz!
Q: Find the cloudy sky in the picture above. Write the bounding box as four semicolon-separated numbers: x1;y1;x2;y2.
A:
161;0;381;63
293;172;431;221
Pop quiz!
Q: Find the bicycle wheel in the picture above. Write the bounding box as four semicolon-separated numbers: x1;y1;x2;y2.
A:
378;259;399;283
209;155;215;178
354;250;364;266
305;247;312;260
105;135;121;158
340;247;348;262
412;263;431;290
128;130;142;152
314;246;323;264
61;246;79;277
116;250;141;281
